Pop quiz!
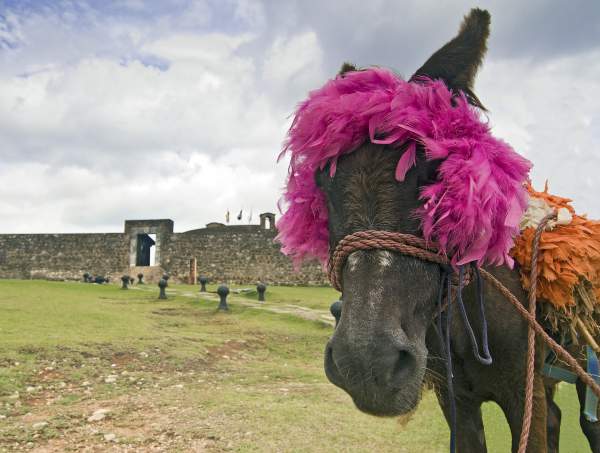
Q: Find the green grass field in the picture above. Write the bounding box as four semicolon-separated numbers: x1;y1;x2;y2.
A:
0;280;592;452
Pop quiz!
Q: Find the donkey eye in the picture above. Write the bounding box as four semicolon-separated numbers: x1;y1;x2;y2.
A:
316;163;333;189
415;156;439;187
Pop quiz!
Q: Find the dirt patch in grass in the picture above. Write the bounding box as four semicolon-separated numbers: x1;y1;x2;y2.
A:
109;352;139;368
150;307;182;316
205;339;253;361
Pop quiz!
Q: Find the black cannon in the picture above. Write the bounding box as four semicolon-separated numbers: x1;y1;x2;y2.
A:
137;273;144;284
257;282;267;302
330;300;343;327
198;276;208;292
83;272;90;283
94;276;107;284
158;278;168;299
217;285;229;311
121;275;130;290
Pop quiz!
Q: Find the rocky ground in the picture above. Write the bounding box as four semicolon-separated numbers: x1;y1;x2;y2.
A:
2;344;252;451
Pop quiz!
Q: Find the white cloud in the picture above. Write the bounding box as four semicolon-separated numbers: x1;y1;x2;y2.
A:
112;0;147;11
234;0;266;29
261;30;326;109
479;50;600;217
263;31;323;85
143;32;252;63
0;0;598;236
0;32;281;164
0;4;325;233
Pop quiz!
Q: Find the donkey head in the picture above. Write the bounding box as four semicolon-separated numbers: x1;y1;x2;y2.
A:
322;8;491;416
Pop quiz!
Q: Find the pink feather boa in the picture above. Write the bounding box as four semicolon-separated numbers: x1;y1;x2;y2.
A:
276;68;532;268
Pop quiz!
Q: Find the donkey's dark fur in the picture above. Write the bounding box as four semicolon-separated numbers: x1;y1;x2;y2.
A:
322;9;600;453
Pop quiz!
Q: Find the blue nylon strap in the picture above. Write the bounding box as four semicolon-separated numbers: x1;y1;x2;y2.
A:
437;270;456;453
454;265;493;365
436;266;494;453
584;345;600;422
542;362;577;384
542;346;600;422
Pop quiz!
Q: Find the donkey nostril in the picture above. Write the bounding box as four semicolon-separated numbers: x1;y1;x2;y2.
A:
396;349;410;363
325;344;340;375
390;349;416;385
324;343;345;387
326;344;335;364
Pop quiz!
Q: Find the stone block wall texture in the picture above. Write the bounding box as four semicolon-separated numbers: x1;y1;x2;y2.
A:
0;217;328;285
0;233;129;281
162;225;326;285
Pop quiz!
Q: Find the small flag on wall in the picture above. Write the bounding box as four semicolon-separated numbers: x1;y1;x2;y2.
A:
237;209;243;221
248;209;253;224
225;210;230;223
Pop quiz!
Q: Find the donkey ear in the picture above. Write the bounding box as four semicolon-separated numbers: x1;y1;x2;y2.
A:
411;8;490;109
338;62;357;76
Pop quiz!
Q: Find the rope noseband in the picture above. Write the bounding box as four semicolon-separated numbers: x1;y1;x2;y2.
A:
327;230;446;292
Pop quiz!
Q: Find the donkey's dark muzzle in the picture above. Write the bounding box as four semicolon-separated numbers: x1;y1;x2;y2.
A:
322;250;437;416
324;332;425;416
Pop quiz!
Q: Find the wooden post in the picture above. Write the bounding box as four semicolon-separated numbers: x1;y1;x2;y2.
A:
189;258;197;285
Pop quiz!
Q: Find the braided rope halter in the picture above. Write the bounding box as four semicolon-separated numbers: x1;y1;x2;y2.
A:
327;222;600;453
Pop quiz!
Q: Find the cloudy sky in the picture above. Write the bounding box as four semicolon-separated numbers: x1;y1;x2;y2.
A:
1;0;599;233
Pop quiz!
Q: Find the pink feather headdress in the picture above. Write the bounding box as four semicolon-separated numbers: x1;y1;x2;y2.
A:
276;67;532;268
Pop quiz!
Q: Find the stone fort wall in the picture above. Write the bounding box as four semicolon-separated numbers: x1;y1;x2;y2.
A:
162;225;325;285
0;233;129;281
0;213;328;285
